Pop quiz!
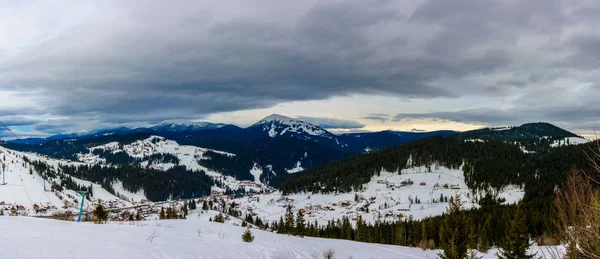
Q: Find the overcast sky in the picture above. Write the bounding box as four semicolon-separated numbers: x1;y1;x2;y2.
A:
1;0;600;139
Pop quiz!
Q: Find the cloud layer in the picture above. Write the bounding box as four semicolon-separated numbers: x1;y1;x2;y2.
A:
1;0;600;136
296;116;365;129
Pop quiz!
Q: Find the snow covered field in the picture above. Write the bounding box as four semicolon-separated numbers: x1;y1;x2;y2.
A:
0;146;134;215
0;216;561;259
233;164;525;225
79;136;265;192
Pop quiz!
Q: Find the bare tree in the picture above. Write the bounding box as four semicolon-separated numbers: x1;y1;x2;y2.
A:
555;141;600;259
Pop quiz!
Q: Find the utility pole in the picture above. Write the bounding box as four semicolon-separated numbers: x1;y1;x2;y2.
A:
1;162;5;185
76;190;88;222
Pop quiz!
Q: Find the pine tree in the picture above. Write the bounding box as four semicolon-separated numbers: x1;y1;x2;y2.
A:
242;227;254;242
498;206;535;259
296;209;306;237
135;210;142;221
93;202;109;224
419;221;428;250
214;212;225;223
277;216;286;234
159;207;166;220
438;194;468;259
242;221;248;227
255;217;264;228
182;202;188;217
284;204;295;234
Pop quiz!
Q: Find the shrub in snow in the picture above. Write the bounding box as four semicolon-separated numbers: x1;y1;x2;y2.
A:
323;248;335;259
242;228;254;243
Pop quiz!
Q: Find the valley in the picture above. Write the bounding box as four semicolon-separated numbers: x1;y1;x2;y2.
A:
0;116;593;259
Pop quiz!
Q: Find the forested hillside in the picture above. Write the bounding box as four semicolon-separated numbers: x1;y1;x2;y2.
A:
277;136;594;202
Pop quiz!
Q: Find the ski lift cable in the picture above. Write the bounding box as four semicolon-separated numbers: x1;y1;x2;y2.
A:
0;121;21;141
0;121;34;166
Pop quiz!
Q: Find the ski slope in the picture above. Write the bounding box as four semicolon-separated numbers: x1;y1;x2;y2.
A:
0;216;561;259
0;146;134;214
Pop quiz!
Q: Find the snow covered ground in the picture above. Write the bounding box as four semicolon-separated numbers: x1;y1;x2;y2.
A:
79;136;266;192
0;146;134;215
0;216;561;259
549;136;589;147
233;164;525;225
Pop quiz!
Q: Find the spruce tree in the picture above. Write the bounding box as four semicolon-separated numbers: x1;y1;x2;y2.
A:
159;207;166;220
93;202;108;224
438;194;468;259
296;210;305;237
242;227;254;242
284;204;295;234
277;216;286;234
498;206;535;259
202;200;208;210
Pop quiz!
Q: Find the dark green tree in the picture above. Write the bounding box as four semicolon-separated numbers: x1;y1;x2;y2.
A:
284;204;295;234
93;202;109;224
498;206;535;259
242;227;254;242
438;194;468;259
277;216;286;234
296;209;305;236
159;207;166;220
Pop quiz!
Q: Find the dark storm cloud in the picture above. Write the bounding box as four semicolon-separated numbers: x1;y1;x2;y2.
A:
296;116;365;129
1;0;600;134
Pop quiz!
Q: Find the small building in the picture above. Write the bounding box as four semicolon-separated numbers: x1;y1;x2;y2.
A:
419;182;426;186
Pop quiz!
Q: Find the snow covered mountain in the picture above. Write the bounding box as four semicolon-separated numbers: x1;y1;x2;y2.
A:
245;114;350;151
249;114;334;139
144;121;227;134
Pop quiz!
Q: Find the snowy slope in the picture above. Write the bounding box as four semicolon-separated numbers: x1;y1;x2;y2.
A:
0;146;132;214
232;164;524;225
80;136;266;193
0;217;560;259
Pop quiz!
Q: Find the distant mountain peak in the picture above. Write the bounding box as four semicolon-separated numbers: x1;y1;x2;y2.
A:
459;122;581;140
151;121;226;131
255;114;297;125
252;114;332;138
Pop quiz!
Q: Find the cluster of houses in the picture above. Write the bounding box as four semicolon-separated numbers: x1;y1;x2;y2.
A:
378;179;461;190
0;201;58;216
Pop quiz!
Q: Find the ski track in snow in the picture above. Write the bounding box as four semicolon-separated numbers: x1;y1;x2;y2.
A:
0;216;561;259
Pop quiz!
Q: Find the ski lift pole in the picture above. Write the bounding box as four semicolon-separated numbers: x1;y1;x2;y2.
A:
1;163;5;185
76;190;88;222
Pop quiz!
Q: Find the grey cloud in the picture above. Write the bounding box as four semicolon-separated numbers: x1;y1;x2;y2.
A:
394;105;600;134
1;0;600;135
362;114;390;122
296;116;365;129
